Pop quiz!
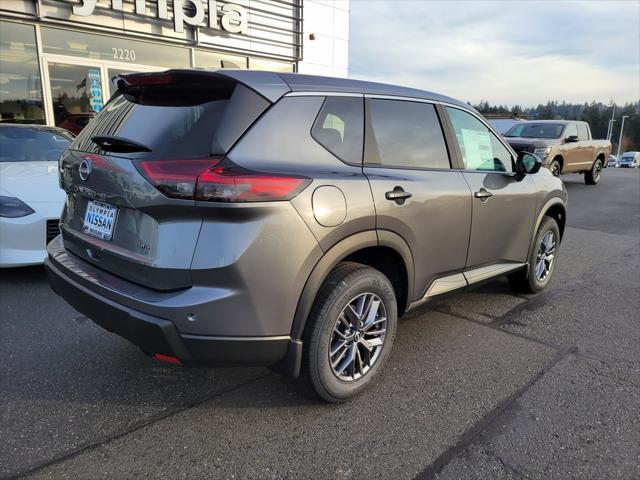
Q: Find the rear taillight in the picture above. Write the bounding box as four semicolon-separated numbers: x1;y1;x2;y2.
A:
135;158;310;202
195;159;310;202
136;159;220;199
119;72;174;87
153;353;182;365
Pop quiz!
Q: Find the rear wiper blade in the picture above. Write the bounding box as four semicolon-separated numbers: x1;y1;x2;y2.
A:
91;135;152;153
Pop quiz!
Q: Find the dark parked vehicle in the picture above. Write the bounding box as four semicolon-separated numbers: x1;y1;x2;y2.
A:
45;70;567;401
486;117;526;135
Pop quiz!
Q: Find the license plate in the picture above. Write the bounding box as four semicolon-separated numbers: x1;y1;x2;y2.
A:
83;200;117;240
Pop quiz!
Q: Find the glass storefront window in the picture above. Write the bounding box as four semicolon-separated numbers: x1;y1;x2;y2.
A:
0;21;45;124
41;27;190;68
48;63;102;135
194;50;247;69
249;58;295;72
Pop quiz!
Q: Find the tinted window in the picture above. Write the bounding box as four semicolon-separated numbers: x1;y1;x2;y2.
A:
0;127;71;162
506;123;564;139
71;81;268;160
447;107;513;172
564;123;578;138
367;99;449;169
577;123;590;141
312;96;363;165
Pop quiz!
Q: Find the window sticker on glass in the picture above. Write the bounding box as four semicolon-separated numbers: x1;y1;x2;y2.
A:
88;69;103;113
460;128;493;169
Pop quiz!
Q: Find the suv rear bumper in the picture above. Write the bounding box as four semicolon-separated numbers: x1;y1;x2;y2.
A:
45;247;289;367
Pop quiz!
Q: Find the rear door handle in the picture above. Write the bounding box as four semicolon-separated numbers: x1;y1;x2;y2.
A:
385;187;412;205
474;188;494;200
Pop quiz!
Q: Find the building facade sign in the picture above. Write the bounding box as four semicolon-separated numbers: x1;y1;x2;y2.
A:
71;0;248;34
1;0;348;133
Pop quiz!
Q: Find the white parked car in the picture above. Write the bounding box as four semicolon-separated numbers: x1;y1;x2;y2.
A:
0;124;73;267
618;151;639;168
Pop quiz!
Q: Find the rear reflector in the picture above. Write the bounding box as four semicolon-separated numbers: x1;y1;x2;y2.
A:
135;158;309;202
153;353;182;365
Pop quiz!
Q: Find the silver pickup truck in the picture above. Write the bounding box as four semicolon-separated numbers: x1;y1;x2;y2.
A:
505;120;612;185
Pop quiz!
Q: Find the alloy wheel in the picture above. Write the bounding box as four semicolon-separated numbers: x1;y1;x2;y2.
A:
329;293;387;382
594;160;602;181
535;230;556;282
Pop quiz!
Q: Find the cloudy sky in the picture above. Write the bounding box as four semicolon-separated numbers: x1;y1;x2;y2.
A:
349;0;640;106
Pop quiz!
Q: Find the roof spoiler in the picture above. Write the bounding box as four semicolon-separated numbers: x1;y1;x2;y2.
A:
115;69;291;104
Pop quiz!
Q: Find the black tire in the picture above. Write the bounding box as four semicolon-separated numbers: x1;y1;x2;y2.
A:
301;262;397;402
549;159;562;177
508;216;560;294
584;158;603;185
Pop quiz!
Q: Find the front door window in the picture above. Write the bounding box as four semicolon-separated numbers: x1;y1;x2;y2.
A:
446;107;513;172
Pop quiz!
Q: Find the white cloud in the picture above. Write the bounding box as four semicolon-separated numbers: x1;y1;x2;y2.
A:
349;0;640;106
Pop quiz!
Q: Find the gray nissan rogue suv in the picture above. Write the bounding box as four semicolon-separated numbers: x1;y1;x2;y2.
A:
46;70;567;402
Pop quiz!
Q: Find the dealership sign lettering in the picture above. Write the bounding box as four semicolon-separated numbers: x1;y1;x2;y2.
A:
72;0;248;34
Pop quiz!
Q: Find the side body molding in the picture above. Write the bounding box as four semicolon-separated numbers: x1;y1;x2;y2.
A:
407;262;526;311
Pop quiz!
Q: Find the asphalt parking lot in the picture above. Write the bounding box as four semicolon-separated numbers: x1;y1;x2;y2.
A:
1;167;638;480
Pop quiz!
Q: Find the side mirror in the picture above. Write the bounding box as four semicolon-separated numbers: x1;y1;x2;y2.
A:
564;135;579;143
515;151;542;179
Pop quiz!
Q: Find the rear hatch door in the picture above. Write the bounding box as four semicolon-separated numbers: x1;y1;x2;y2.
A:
59;70;271;290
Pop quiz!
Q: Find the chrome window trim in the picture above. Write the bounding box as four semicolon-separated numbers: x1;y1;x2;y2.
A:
284;91;364;98
364;94;438;104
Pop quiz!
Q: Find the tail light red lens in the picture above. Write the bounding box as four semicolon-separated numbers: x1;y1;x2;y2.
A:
153;353;182;365
136;159;222;199
195;160;310;202
135;158;309;202
120;73;174;87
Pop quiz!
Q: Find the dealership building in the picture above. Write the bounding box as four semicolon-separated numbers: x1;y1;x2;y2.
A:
0;0;349;132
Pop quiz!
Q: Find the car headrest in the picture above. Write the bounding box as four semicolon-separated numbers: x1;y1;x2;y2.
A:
316;128;342;149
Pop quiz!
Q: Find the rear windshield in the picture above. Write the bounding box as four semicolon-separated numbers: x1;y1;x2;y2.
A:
70;80;269;160
505;123;565;139
0;127;71;162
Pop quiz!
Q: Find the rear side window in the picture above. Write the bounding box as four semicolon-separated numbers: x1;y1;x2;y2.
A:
311;96;364;165
367;99;450;169
564;123;578;138
71;80;269;160
577;123;589;141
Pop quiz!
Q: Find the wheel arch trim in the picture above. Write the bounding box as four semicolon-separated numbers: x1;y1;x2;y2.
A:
289;230;413;342
530;197;566;252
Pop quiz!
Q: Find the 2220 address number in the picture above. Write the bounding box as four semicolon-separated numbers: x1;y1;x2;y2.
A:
112;48;136;62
